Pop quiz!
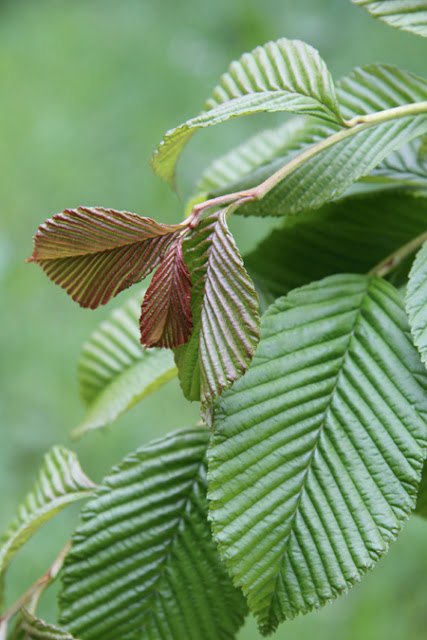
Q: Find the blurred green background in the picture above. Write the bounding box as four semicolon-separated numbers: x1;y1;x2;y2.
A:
1;1;426;638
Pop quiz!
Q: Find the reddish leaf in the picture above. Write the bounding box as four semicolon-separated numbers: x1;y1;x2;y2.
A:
140;240;193;348
27;207;182;309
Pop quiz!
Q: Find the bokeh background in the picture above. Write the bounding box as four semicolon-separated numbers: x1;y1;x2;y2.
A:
1;1;426;638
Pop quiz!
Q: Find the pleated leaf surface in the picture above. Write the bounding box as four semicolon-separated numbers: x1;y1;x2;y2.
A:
244;191;427;299
232;64;427;217
59;428;248;640
139;241;193;348
174;211;260;406
208;274;427;635
406;240;427;366
74;292;177;439
28;207;181;308
0;447;95;579
351;0;427;37
366;138;427;186
151;38;343;186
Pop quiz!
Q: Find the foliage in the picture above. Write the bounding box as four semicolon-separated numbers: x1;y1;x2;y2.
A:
3;3;427;639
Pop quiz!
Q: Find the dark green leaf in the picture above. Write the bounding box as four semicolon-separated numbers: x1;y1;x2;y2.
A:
208;275;427;634
406;239;427;366
59;427;247;640
244;191;427;299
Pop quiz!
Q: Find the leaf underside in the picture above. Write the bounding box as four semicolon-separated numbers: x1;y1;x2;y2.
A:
208;274;427;635
174;211;260;406
244;191;427;300
351;0;427;37
28;207;181;309
20;609;80;640
151;37;343;186
59;428;247;640
0;447;95;579
75;292;177;438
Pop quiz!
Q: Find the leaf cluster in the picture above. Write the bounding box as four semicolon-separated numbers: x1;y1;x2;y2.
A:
3;4;427;639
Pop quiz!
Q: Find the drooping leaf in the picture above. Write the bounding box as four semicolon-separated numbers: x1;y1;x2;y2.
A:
59;428;248;640
406;240;427;367
140;240;193;348
73;292;177;439
0;447;95;580
174;211;260;406
28;207;182;308
151;38;344;187
20;610;80;640
208;274;427;634
200;64;427;218
351;0;427;37
244;191;427;299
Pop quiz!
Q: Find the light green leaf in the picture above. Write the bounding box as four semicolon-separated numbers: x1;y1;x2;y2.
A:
351;1;427;37
208;274;427;634
0;447;95;580
74;292;177;439
244;191;427;299
151;38;343;187
231;64;427;217
365;138;427;187
406;240;427;367
174;211;260;406
59;428;247;640
20;610;80;640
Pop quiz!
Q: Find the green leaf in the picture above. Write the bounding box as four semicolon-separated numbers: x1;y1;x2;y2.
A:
415;461;427;518
20;610;80;640
365;138;427;187
151;38;343;187
28;207;182;308
196;117;308;197
406;240;427;367
0;447;95;580
140;240;193;348
208;274;427;634
244;191;427;299
59;428;248;640
351;0;427;37
74;292;177;439
174;211;260;406
233;64;427;217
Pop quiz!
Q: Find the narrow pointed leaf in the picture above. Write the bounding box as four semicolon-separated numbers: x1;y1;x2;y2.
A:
20;610;80;640
28;207;181;308
74;292;177;439
174;211;260;405
245;191;427;299
406;240;427;366
208;274;427;634
140;240;193;348
59;428;248;640
351;1;427;37
151;38;343;186
0;447;95;579
211;65;427;218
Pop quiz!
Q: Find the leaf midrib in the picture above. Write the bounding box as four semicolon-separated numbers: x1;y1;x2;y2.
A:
264;281;369;625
